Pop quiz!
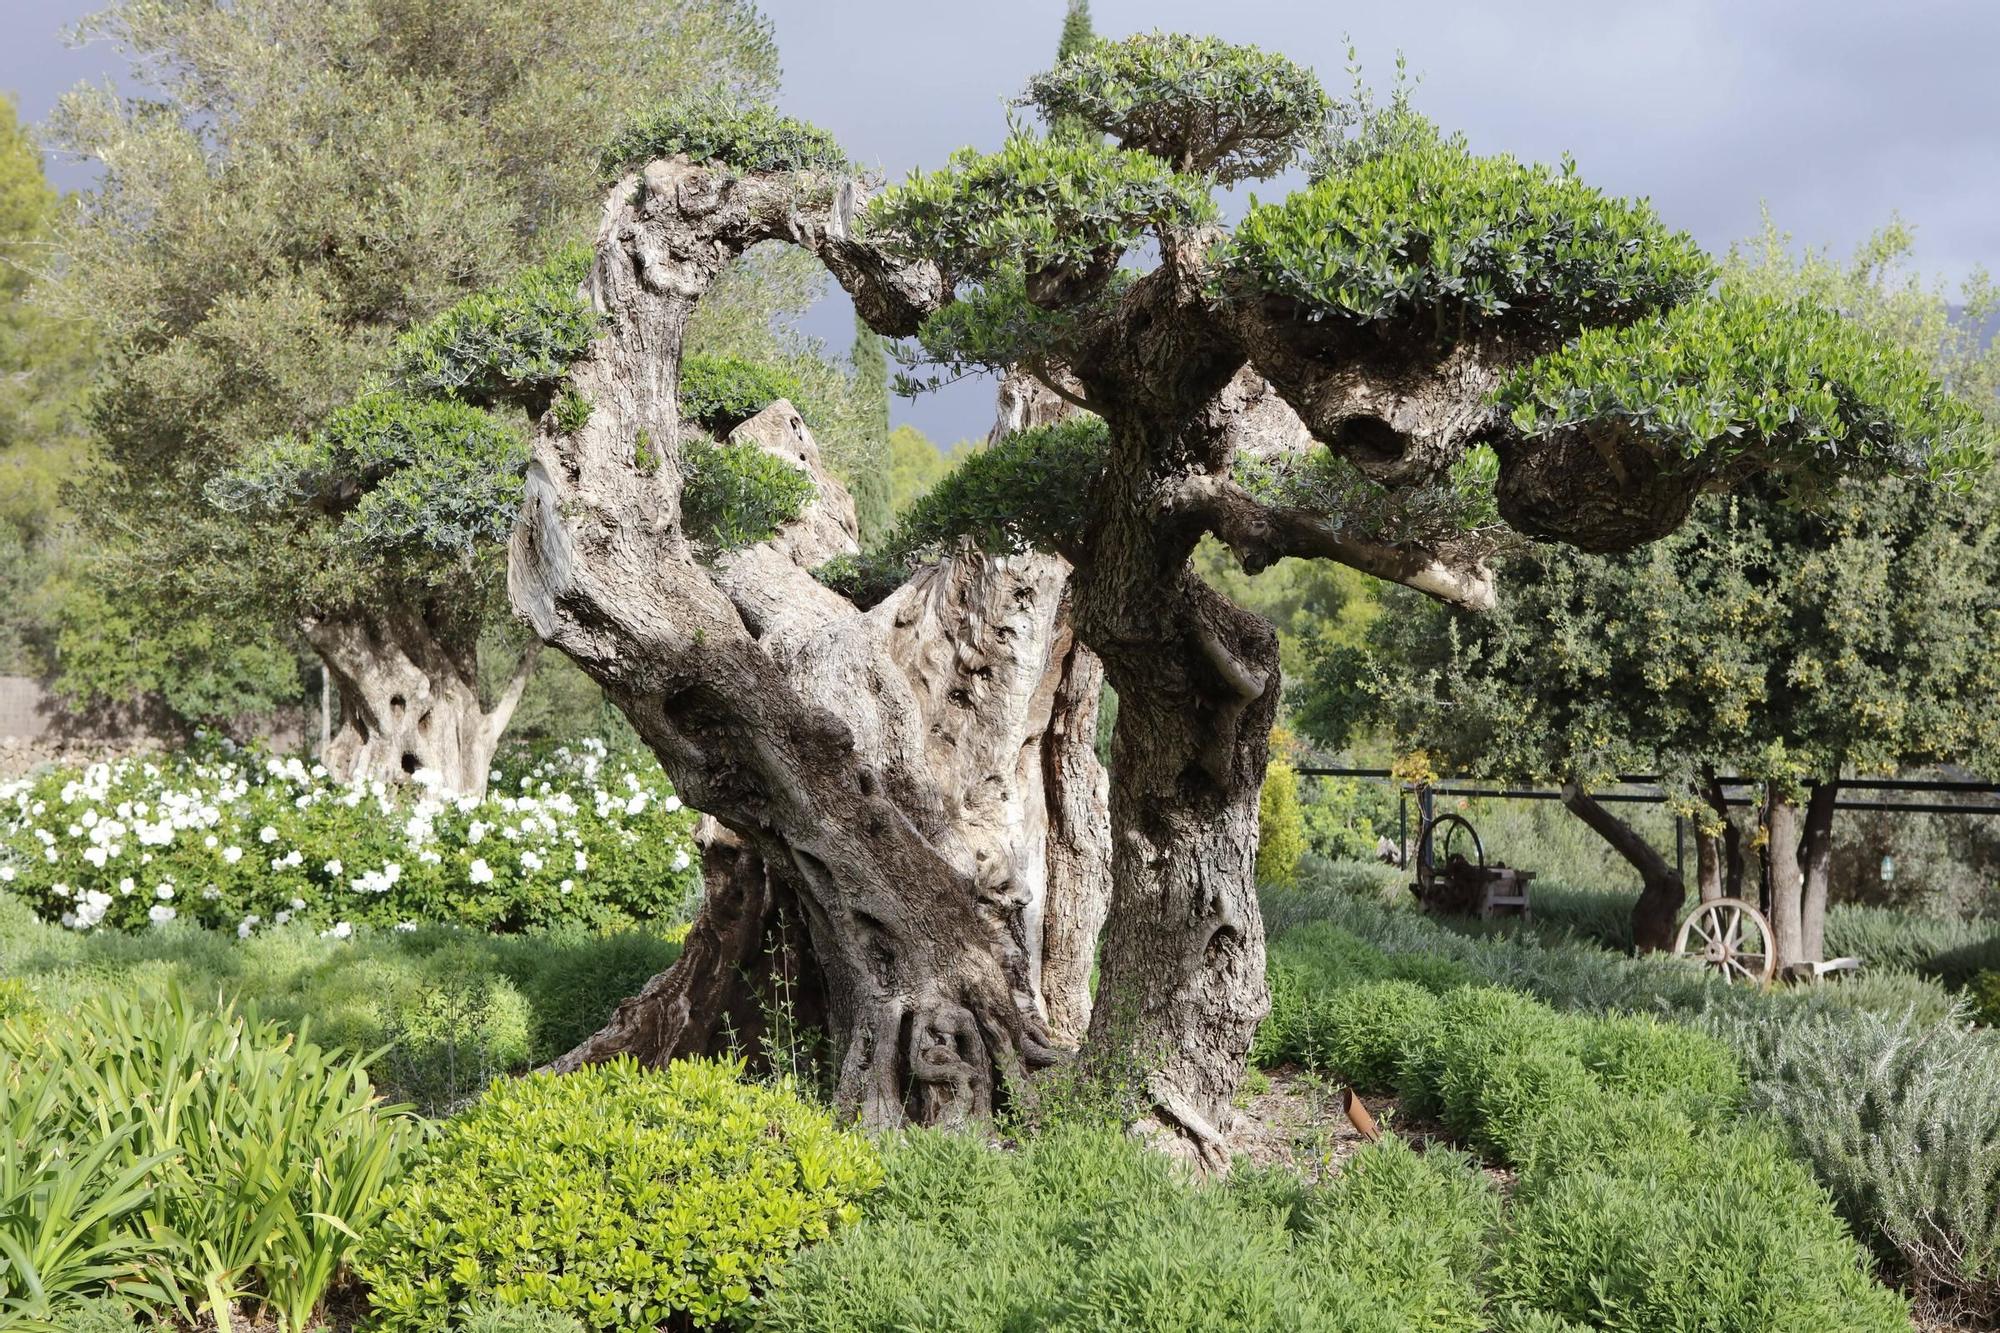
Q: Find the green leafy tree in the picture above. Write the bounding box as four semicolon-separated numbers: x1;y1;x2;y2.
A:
1310;222;2000;963
886;425;964;515
0;95;93;677
503;34;1988;1151
43;0;780;765
847;313;893;540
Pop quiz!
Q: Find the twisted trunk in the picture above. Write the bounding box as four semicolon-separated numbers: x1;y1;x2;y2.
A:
303;607;536;798
513;160;1107;1122
1559;780;1684;951
1071;400;1282;1166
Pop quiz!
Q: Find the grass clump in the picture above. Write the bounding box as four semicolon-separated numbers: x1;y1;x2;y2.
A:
1;987;415;1333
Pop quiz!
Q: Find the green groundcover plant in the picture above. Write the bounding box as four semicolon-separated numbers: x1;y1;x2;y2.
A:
0;891;684;1115
753;1124;1498;1333
358;1058;880;1333
1264;861;1999;1323
0;740;701;936
1255;919;1904;1331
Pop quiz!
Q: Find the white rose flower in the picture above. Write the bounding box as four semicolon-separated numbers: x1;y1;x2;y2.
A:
0;865;14;882
670;848;691;873
468;857;494;885
574;850;588;873
259;825;278;844
148;904;176;924
238;914;261;938
222;846;244;865
118;877;136;896
663;795;683;813
394;920;418;932
321;921;353;940
324;859;343;877
155;883;174;900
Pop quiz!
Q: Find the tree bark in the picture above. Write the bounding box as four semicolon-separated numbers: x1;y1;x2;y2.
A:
1765;788;1807;974
1694;827;1724;904
1559;780;1684;951
302;607;537;798
1070;399;1284;1165
547;819;823;1074
510;159;1106;1124
1697;767;1748;902
1799;780;1840;966
1036;610;1111;1045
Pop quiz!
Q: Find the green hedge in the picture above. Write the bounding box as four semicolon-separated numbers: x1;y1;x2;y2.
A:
1256;917;1906;1331
752;1125;1497;1332
359;1058;880;1333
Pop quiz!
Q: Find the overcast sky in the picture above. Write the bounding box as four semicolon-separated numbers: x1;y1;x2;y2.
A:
6;0;1995;445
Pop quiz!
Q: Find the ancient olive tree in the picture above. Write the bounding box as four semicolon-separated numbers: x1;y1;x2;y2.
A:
202;252;603;793
1309;223;2000;967
512;36;1982;1154
43;0;782;743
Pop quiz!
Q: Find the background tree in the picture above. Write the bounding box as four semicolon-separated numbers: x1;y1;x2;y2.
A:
41;0;783;750
886;424;963;515
1310;221;2000;966
0;95;92;677
511;35;1987;1156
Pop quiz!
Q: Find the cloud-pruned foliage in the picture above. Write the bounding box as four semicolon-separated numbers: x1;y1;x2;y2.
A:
392;245;601;413
816;417;1108;606
1500;289;1996;484
869;135;1216;284
210;394;529;559
600;102;848;181
679;437;817;553
678;353;810;434
1021;31;1332;183
1224;132;1710;336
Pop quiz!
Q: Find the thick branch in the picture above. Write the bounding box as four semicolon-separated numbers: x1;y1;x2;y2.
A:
1160;473;1498;611
1560;780;1684;951
484;638;543;746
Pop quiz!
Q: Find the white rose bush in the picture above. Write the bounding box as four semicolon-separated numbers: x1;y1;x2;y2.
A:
0;739;703;935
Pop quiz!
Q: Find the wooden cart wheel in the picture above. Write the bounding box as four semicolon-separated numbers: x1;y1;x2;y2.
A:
1673;897;1777;985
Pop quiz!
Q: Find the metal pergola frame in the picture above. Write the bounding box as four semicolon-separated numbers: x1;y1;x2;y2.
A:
1295;768;2000;880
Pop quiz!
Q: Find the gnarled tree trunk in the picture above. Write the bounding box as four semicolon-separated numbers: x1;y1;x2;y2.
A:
303;608;537;798
1760;780;1839;977
1560;780;1685;951
511;159;1109;1123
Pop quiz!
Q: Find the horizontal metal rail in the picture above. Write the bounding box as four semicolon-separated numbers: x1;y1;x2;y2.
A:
1296;768;2000;817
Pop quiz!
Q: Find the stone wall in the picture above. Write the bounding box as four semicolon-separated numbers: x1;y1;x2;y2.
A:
0;674;307;778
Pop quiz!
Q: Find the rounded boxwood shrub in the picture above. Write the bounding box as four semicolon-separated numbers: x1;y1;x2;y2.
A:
1321;978;1438;1090
357;1057;881;1333
1575;1013;1741;1126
